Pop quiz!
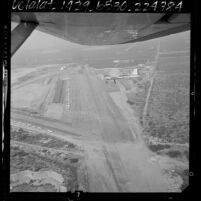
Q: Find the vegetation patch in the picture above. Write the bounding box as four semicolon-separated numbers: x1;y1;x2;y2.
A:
174;169;189;191
166;150;182;158
148;144;171;152
11;127;78;151
10;145;84;192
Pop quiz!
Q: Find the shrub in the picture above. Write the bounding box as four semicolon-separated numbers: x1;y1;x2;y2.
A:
166;150;181;158
148;144;170;152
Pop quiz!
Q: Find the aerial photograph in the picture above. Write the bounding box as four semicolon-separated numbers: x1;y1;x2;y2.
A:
10;13;190;192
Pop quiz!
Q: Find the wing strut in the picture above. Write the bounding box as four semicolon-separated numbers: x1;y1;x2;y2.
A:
11;22;38;57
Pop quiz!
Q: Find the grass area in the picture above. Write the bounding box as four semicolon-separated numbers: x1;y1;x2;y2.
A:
11;127;76;150
10;126;87;192
144;72;189;144
10;145;81;191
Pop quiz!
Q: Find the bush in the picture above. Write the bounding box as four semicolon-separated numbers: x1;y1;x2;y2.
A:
127;100;134;105
148;144;170;152
166;150;181;158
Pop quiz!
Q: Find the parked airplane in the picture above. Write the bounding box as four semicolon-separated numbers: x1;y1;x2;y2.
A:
105;68;139;83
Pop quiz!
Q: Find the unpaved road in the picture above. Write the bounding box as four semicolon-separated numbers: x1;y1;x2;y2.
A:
70;68;173;192
11;67;177;192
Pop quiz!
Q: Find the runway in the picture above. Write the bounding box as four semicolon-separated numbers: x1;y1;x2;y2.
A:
11;66;173;192
64;67;171;192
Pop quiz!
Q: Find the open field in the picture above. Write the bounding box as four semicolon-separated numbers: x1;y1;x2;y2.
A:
143;53;190;145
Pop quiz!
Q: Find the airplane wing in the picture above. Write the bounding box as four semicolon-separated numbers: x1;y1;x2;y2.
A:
11;12;190;47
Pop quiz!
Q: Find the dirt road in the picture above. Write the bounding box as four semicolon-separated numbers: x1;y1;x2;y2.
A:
67;68;172;192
